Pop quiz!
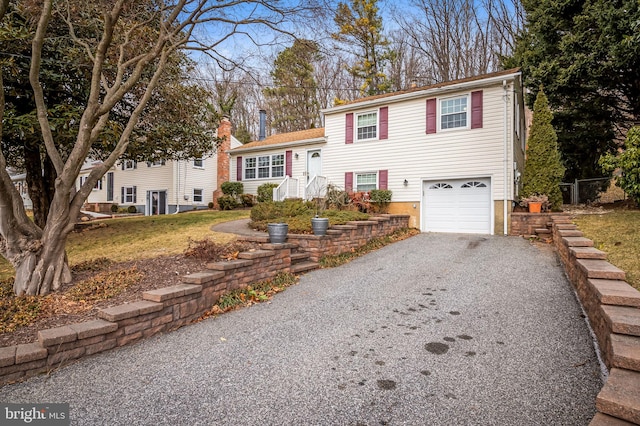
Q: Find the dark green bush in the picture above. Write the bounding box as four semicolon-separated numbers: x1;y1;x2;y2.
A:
127;205;137;213
207;201;214;209
257;183;279;202
369;189;392;203
240;193;255;207
110;204;119;213
217;195;238;210
221;181;244;197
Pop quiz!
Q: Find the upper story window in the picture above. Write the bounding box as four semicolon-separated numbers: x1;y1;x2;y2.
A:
122;160;136;170
356;172;378;192
440;96;468;130
79;176;102;190
245;154;284;180
357;112;377;140
193;158;203;168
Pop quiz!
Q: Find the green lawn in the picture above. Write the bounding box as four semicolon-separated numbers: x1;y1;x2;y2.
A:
574;210;640;290
0;210;250;281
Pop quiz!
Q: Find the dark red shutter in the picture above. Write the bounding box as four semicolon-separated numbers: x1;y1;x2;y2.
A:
471;90;483;129
379;170;388;190
236;156;243;181
345;113;354;144
426;99;437;134
345;172;353;192
379;106;388;139
285;151;292;177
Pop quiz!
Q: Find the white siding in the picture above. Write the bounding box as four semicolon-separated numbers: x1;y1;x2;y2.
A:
230;143;326;198
322;82;518;203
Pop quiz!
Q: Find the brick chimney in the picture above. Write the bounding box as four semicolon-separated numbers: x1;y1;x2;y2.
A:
213;115;231;209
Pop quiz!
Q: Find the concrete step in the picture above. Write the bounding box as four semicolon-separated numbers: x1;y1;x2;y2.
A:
596;368;640;424
290;261;319;274
602;305;640;337
291;252;311;262
590;412;636;425
611;334;640;372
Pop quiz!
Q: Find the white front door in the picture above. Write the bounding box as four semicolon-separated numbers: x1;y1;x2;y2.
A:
422;178;492;234
307;150;322;183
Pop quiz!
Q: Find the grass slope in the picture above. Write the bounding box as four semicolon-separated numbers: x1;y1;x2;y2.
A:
0;210;249;280
574;211;640;290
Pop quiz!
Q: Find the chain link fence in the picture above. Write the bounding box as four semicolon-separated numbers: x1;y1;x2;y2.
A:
561;178;627;205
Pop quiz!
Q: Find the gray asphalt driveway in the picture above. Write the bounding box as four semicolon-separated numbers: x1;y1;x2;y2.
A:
0;234;602;425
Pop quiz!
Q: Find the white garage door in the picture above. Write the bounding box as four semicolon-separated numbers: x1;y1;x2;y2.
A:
423;178;491;234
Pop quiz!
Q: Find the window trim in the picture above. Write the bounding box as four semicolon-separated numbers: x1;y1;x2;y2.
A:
243;153;285;180
355;171;378;192
193;188;204;203
193;158;204;169
355;111;379;141
438;94;470;132
123;186;136;204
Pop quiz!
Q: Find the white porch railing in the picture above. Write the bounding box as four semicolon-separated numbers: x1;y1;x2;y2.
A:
305;175;328;200
273;176;299;201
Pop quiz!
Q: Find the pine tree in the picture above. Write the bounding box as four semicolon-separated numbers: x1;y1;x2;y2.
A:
522;90;566;210
332;0;393;96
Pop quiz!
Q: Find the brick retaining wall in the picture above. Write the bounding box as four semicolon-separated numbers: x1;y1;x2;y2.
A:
0;215;410;386
551;217;640;425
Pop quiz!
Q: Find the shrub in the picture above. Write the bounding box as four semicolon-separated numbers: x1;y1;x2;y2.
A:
326;184;351;210
600;126;640;205
349;191;371;213
521;89;565;210
369;189;392;213
185;239;258;261
250;199;312;222
208;201;214;209
221;181;244;197
217;195;238;210
127;205;138;213
240;193;255;207
257;183;279;202
110;204;119;213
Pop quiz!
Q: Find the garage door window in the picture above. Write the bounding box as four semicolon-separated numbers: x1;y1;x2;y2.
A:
461;181;487;188
429;183;453;189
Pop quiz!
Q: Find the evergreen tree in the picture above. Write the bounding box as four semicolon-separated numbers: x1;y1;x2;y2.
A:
263;39;321;133
505;0;640;182
600;127;640;205
522;90;565;210
332;0;393;96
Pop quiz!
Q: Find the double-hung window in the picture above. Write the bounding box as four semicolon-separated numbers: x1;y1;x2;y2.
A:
356;172;378;191
122;186;136;203
193;188;203;203
193;158;203;168
245;154;284;179
122;160;136;170
440;96;468;130
356;112;377;140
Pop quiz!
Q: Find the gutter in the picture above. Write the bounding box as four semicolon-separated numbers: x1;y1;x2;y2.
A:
503;80;509;236
229;137;327;154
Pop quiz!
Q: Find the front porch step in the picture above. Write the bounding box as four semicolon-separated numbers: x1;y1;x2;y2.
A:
290;261;319;274
596;368;640;424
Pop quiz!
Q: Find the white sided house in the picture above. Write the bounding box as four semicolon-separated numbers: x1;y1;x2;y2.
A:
79;121;242;215
229;68;527;235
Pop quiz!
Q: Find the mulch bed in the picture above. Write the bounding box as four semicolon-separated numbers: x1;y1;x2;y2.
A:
0;255;207;348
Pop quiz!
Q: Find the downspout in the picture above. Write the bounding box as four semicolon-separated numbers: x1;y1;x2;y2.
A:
503;80;509;236
174;161;180;214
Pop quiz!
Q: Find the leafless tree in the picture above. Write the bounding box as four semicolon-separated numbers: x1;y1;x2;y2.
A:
0;0;321;295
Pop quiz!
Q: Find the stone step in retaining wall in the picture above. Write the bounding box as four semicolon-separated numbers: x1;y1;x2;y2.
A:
0;215;410;387
551;217;640;425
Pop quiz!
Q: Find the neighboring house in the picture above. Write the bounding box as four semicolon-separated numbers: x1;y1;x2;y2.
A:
230;68;527;235
9;171;33;210
79;117;242;215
